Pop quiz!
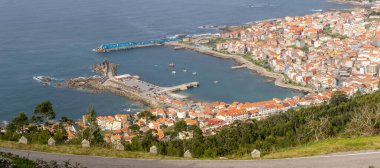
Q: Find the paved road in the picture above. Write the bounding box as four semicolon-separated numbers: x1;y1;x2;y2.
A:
1;147;380;168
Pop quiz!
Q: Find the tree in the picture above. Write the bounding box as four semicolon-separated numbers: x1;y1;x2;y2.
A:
329;91;348;106
60;116;73;125
174;120;187;133
129;124;140;132
305;115;330;142
84;105;104;145
354;90;362;97
344;104;380;136
137;111;156;121
187;125;205;157
129;136;141;151
31;101;55;124
54;123;68;144
141;130;157;152
10;112;29;132
27;130;51;144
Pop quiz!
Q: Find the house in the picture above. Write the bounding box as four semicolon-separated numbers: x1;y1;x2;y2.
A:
176;110;187;119
184;119;198;126
111;135;121;143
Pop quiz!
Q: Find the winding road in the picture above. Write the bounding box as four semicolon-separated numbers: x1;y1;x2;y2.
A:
1;147;380;168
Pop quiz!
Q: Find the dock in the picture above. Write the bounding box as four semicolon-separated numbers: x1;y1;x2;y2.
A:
159;82;199;93
96;37;183;52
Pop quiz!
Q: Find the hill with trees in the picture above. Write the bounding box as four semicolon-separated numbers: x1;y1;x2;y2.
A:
1;91;380;159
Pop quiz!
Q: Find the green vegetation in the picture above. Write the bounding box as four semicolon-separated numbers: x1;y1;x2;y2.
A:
300;46;309;53
137;110;156;120
82;105;104;145
2;91;380;160
1;152;36;168
0;140;180;160
264;136;380;159
370;11;380;16
203;38;227;49
31;101;56;124
323;25;348;40
240;53;271;71
1;101;70;145
283;75;307;87
119;91;380;158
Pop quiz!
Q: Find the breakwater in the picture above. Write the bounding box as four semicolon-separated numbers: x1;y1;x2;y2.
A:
60;60;200;108
96;37;183;52
62;76;162;108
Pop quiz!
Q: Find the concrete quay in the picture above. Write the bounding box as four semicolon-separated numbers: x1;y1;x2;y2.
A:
62;61;200;108
159;82;199;93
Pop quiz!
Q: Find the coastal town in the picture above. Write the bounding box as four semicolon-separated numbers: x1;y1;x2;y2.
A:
63;6;380;145
6;0;380;167
5;6;380;147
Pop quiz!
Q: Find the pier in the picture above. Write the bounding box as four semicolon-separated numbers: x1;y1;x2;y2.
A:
96;37;183;52
159;82;200;93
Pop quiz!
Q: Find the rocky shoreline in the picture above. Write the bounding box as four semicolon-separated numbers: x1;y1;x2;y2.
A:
165;42;313;93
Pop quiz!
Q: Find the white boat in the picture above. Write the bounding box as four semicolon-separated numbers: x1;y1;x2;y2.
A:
127;108;131;112
192;72;197;75
213;81;219;84
172;71;177;75
311;9;323;12
183;69;187;72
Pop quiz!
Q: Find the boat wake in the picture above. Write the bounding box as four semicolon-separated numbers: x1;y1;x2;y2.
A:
197;25;226;30
121;106;145;113
248;3;279;8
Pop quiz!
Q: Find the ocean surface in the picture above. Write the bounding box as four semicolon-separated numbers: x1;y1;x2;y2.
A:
0;0;348;121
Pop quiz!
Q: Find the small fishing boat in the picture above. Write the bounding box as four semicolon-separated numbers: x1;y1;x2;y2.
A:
192;72;197;75
183;69;187;72
169;63;175;68
172;71;177;75
213;81;219;84
311;9;323;12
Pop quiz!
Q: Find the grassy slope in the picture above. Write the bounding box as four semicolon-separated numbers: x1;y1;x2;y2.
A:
263;136;380;159
0;140;180;160
2;136;380;160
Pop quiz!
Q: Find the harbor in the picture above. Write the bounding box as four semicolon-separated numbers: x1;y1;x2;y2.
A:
0;0;349;120
164;40;313;92
60;60;200;108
